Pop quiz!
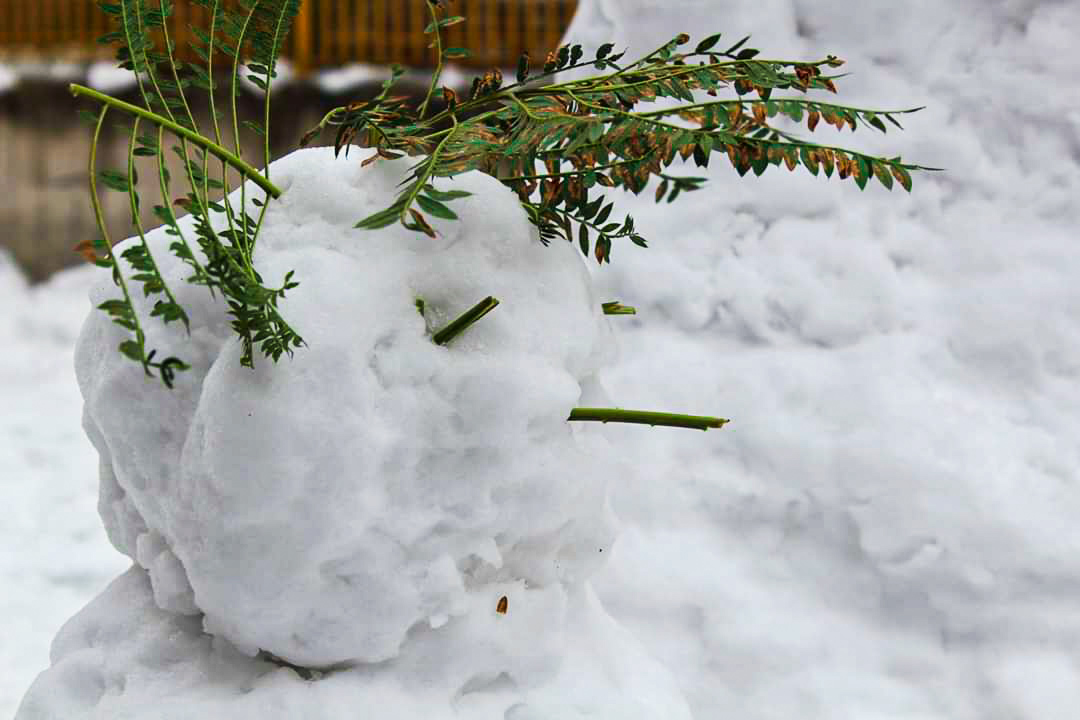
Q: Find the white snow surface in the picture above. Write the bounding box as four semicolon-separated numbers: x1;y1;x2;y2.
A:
5;0;1080;718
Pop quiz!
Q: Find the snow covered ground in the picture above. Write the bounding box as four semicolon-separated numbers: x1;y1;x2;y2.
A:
4;0;1080;718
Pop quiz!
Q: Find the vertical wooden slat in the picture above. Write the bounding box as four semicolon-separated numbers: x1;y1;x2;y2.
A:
316;0;330;65
505;0;520;67
484;0;497;66
465;0;482;68
50;0;62;48
39;0;51;47
372;0;387;64
292;0;312;74
25;0;38;51
408;0;424;68
545;0;558;56
93;0;107;49
171;0;186;65
335;0;350;64
74;0;89;48
388;0;402;69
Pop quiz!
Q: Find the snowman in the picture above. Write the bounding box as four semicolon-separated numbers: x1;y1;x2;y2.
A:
15;147;694;720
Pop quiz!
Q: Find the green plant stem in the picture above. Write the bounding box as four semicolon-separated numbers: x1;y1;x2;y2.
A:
155;0;226;274
69;84;282;198
601;301;636;315
400;114;459;223
197;0;249;282
155;125;212;297
636;98;927;120
230;4;259;254
507;92;543;121
419;58;624;129
506;159;649;182
418;0;443;119
432;296;499;346
568;408;729;431
552;57;837;95
249;2;293;252
126;118;187;332
89;105;148;371
159;9;200;132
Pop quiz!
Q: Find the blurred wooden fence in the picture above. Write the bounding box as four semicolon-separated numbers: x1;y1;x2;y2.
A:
0;0;578;70
0;1;580;282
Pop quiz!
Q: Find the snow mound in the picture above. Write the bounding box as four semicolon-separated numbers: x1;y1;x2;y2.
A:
72;147;630;668
17;566;690;720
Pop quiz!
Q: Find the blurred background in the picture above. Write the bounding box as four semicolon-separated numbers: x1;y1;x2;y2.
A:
0;0;578;281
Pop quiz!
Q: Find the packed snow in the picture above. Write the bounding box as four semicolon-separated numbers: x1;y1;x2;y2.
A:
5;0;1080;718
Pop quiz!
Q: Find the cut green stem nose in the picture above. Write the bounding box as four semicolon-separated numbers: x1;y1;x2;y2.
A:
568;408;729;431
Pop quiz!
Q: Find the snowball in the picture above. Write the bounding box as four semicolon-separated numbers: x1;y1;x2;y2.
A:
72;147;625;668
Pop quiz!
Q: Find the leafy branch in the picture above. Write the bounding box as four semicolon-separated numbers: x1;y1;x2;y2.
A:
319;8;939;265
74;0;304;387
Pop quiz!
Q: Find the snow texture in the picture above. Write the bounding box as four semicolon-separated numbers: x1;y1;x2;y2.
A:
5;0;1080;718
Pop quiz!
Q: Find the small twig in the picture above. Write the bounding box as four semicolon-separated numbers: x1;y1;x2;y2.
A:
568;408;729;431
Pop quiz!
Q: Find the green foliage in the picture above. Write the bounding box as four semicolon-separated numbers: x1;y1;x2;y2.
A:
71;0;303;387
317;4;938;266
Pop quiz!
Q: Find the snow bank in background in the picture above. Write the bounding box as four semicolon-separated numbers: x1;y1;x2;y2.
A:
561;1;1080;718
314;62;470;94
0;251;129;717
313;62;386;93
15;148;689;718
84;62;138;94
0;64;16;94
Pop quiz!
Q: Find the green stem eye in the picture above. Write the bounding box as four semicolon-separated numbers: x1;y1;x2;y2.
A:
432;296;500;346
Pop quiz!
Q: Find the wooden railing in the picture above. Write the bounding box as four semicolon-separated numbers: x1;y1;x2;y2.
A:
0;0;578;72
